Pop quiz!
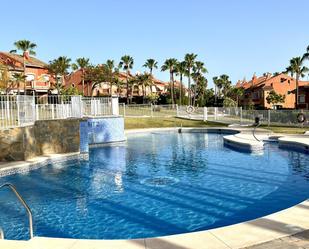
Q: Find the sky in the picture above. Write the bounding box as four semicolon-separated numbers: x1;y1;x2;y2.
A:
1;0;309;88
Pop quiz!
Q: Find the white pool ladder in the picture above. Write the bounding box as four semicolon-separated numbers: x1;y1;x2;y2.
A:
0;183;34;239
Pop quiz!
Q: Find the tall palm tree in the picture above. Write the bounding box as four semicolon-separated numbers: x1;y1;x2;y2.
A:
192;61;208;106
143;59;158;75
230;87;244;107
161;58;178;105
134;73;152;103
48;56;71;94
184;53;197;105
285;57;309;108
113;77;124;96
104;59;118;97
143;59;158;94
119;55;134;104
175;61;187;105
72;57;90;96
220;74;232;97
11;40;37;94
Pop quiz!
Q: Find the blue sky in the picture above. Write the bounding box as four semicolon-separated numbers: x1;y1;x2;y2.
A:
1;0;309;87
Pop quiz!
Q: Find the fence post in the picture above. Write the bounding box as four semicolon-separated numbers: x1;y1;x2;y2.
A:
203;107;208;121
35;105;39;121
268;109;270;127
214;107;218;121
176;104;179;117
240;107;242;124
111;96;119;116
16;96;20;126
150;104;153;117
123;103;126;117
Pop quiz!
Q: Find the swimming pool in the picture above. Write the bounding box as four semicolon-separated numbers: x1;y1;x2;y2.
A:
0;132;309;240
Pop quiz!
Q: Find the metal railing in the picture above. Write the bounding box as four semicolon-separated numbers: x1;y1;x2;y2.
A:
176;106;309;127
119;103;177;117
0;95;116;129
0;183;34;239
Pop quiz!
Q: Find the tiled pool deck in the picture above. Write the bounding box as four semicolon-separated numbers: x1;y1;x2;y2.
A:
0;127;308;249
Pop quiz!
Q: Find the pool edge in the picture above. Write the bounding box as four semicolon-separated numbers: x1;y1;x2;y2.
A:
0;127;309;249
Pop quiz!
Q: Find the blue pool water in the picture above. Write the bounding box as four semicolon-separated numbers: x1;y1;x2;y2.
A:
0;132;309;240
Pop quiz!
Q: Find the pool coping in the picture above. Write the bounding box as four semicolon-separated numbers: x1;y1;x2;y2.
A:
0;127;309;249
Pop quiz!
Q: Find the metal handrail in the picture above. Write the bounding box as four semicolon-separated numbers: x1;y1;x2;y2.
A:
0;183;33;239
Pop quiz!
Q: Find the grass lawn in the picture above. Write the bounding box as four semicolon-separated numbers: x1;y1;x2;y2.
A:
124;117;226;129
261;125;309;134
124;117;309;134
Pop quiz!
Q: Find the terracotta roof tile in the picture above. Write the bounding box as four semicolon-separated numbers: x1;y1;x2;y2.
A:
0;52;47;68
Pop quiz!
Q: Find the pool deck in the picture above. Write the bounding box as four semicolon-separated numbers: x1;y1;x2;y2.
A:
0;127;309;249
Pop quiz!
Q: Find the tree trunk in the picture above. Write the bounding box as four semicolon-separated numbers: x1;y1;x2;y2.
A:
179;74;182;105
23;57;26;95
188;69;191;105
142;84;145;103
295;74;299;109
193;84;197;106
126;72;129;104
110;81;113;97
170;71;174;106
214;85;217;106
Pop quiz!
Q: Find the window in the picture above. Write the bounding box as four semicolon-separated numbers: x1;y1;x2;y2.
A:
26;74;35;81
299;95;306;103
42;75;49;82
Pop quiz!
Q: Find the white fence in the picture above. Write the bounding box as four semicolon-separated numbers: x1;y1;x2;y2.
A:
177;106;309;127
2;97;309;129
0;95;117;129
119;104;177;117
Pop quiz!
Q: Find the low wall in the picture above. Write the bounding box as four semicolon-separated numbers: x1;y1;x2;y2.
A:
0;117;126;161
0;119;81;161
80;117;125;152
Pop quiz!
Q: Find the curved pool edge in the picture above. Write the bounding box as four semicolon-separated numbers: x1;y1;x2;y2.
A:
1;199;308;249
1;127;309;249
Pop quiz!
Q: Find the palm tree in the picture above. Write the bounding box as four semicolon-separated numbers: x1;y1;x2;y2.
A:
175;61;187;105
113;77;124;96
143;59;158;75
135;73;152;103
71;57;90;96
184;53;197;105
104;59;118;97
143;59;158;94
48;56;71;94
161;58;178;105
230;87;244;107
285;57;309;108
119;55;134;104
12;73;26;95
192;61;208;106
11;40;37;94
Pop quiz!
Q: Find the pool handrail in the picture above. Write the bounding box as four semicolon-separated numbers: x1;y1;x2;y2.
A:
0;183;33;239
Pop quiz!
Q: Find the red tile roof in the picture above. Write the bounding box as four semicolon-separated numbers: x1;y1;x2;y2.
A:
0;52;47;68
